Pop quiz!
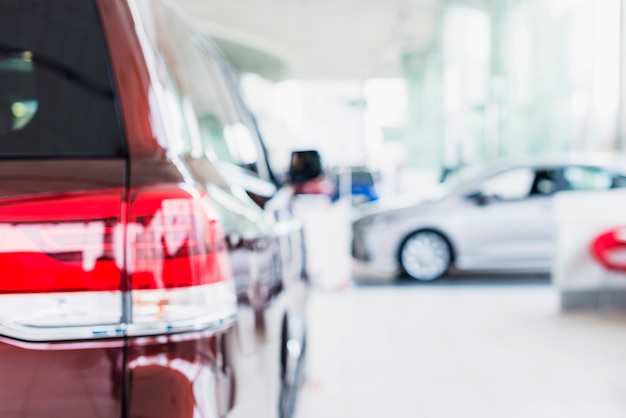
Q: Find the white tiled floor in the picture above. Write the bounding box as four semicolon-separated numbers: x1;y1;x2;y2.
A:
294;281;626;418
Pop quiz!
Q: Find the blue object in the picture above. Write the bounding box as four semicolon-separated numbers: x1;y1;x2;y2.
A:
330;167;380;204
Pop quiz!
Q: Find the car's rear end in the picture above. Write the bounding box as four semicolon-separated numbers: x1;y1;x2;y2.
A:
0;1;237;417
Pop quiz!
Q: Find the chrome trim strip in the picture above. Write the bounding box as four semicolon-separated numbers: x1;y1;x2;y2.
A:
0;321;126;343
125;312;237;338
0;282;238;343
0;291;124;342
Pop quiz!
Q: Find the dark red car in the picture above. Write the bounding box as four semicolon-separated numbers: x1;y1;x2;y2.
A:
0;1;309;417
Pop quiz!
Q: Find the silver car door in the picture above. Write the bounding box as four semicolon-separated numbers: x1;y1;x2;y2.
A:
455;167;558;271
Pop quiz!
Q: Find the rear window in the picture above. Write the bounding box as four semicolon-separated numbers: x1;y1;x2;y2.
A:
0;0;124;157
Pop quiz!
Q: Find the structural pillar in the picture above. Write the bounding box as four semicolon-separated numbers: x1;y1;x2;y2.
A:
487;0;508;160
401;47;444;172
619;0;626;152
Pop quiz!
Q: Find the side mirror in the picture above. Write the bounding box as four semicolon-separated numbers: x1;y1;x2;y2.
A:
467;190;491;206
288;150;323;184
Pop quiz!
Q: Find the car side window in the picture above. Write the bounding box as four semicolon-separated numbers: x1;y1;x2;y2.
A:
479;167;562;201
134;1;264;176
563;166;612;191
198;59;264;175
480;168;535;201
529;168;562;196
613;174;626;188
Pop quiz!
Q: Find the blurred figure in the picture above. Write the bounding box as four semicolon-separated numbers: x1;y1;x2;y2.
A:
289;150;334;195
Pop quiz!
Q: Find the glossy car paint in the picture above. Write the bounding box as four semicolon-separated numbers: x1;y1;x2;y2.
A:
0;338;125;417
183;157;308;418
353;157;626;280
181;42;309;418
222;198;308;418
0;1;126;417
100;2;239;417
0;161;127;417
100;1;308;417
0;2;308;417
0;1;235;418
126;331;234;418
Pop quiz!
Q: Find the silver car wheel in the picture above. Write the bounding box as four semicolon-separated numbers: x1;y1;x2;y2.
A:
400;231;451;281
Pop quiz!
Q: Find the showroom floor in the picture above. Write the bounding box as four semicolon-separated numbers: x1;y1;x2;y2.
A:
294;278;626;418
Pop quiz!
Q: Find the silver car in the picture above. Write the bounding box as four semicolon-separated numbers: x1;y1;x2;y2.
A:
352;155;626;281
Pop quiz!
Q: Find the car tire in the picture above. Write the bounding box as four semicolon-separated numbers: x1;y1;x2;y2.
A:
399;230;452;281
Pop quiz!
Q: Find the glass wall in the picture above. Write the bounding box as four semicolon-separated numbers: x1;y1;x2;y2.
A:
403;0;622;168
239;0;624;196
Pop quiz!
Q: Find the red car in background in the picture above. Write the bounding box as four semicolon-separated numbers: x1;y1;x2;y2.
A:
0;1;309;417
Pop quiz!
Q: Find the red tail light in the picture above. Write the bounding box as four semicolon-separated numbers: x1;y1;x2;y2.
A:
0;190;123;294
0;185;236;342
127;185;235;337
590;228;626;272
129;185;229;290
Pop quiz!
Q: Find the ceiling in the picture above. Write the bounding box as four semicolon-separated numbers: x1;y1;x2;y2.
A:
174;0;438;79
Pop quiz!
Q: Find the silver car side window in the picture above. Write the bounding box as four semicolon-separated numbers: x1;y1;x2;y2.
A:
563;166;612;191
480;168;534;200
